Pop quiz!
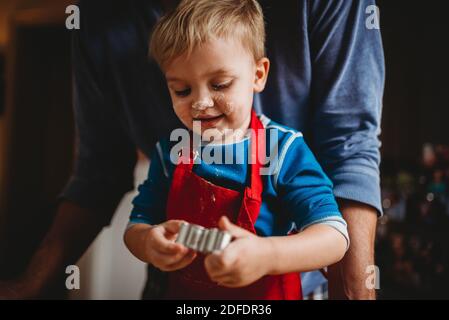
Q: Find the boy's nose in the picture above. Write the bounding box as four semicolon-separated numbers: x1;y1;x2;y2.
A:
192;96;214;111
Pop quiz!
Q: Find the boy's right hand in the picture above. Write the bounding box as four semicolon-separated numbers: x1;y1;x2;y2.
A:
144;220;197;271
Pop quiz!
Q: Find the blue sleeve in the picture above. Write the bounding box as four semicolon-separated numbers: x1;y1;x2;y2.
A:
275;136;343;230
130;146;169;225
308;0;385;215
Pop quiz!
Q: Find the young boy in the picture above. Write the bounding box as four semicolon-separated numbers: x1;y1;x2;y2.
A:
124;0;349;300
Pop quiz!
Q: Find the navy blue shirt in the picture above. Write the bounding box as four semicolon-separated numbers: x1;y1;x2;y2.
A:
60;0;385;223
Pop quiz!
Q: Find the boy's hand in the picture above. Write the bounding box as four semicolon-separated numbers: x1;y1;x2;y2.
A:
144;220;197;271
204;216;275;288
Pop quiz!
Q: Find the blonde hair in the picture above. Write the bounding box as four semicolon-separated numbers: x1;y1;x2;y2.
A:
150;0;266;69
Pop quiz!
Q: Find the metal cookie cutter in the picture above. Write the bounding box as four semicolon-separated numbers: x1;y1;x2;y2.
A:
175;222;232;254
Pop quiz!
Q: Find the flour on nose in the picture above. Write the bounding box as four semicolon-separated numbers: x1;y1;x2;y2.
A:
192;97;214;111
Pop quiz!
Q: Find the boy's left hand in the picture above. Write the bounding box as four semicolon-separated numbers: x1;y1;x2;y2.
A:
204;216;275;288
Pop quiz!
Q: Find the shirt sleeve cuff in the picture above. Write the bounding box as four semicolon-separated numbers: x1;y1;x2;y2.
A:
300;217;350;251
330;170;383;217
125;221;152;232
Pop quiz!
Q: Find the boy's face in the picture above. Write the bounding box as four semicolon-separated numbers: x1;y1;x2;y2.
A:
164;37;269;143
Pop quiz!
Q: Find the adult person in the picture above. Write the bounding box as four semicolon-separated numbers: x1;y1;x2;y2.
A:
0;0;384;299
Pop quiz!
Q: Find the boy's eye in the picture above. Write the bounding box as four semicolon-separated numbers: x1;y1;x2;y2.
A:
174;88;191;97
212;81;232;91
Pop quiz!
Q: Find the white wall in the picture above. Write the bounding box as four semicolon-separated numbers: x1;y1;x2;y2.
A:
69;159;149;300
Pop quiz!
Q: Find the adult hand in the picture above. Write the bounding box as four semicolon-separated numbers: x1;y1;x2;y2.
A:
0;277;37;299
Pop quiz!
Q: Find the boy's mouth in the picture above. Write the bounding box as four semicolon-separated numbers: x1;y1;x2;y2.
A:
193;114;225;127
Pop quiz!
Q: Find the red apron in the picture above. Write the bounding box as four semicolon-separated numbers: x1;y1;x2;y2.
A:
164;110;302;300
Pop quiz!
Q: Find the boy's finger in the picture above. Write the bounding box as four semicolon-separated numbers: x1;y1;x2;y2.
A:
206;267;233;282
204;254;221;276
206;269;242;288
204;251;236;278
151;247;190;267
165;250;197;271
210;274;239;287
217;278;241;288
218;216;251;239
151;228;185;254
163;220;186;235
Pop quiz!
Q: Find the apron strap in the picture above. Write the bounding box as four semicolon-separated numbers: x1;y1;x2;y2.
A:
177;109;265;200
247;109;265;201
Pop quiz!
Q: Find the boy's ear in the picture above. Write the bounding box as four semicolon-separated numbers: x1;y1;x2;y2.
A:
253;57;270;93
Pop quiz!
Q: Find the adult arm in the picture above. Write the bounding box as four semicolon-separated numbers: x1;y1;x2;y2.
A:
307;0;384;299
0;1;138;298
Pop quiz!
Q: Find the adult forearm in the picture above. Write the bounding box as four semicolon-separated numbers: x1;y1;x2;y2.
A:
8;200;107;298
328;199;378;300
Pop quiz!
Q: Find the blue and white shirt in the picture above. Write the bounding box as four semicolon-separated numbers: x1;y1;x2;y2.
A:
129;115;349;246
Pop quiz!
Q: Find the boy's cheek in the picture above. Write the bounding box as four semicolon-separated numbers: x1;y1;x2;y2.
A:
173;104;193;127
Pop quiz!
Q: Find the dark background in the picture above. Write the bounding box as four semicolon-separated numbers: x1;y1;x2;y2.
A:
378;0;449;162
